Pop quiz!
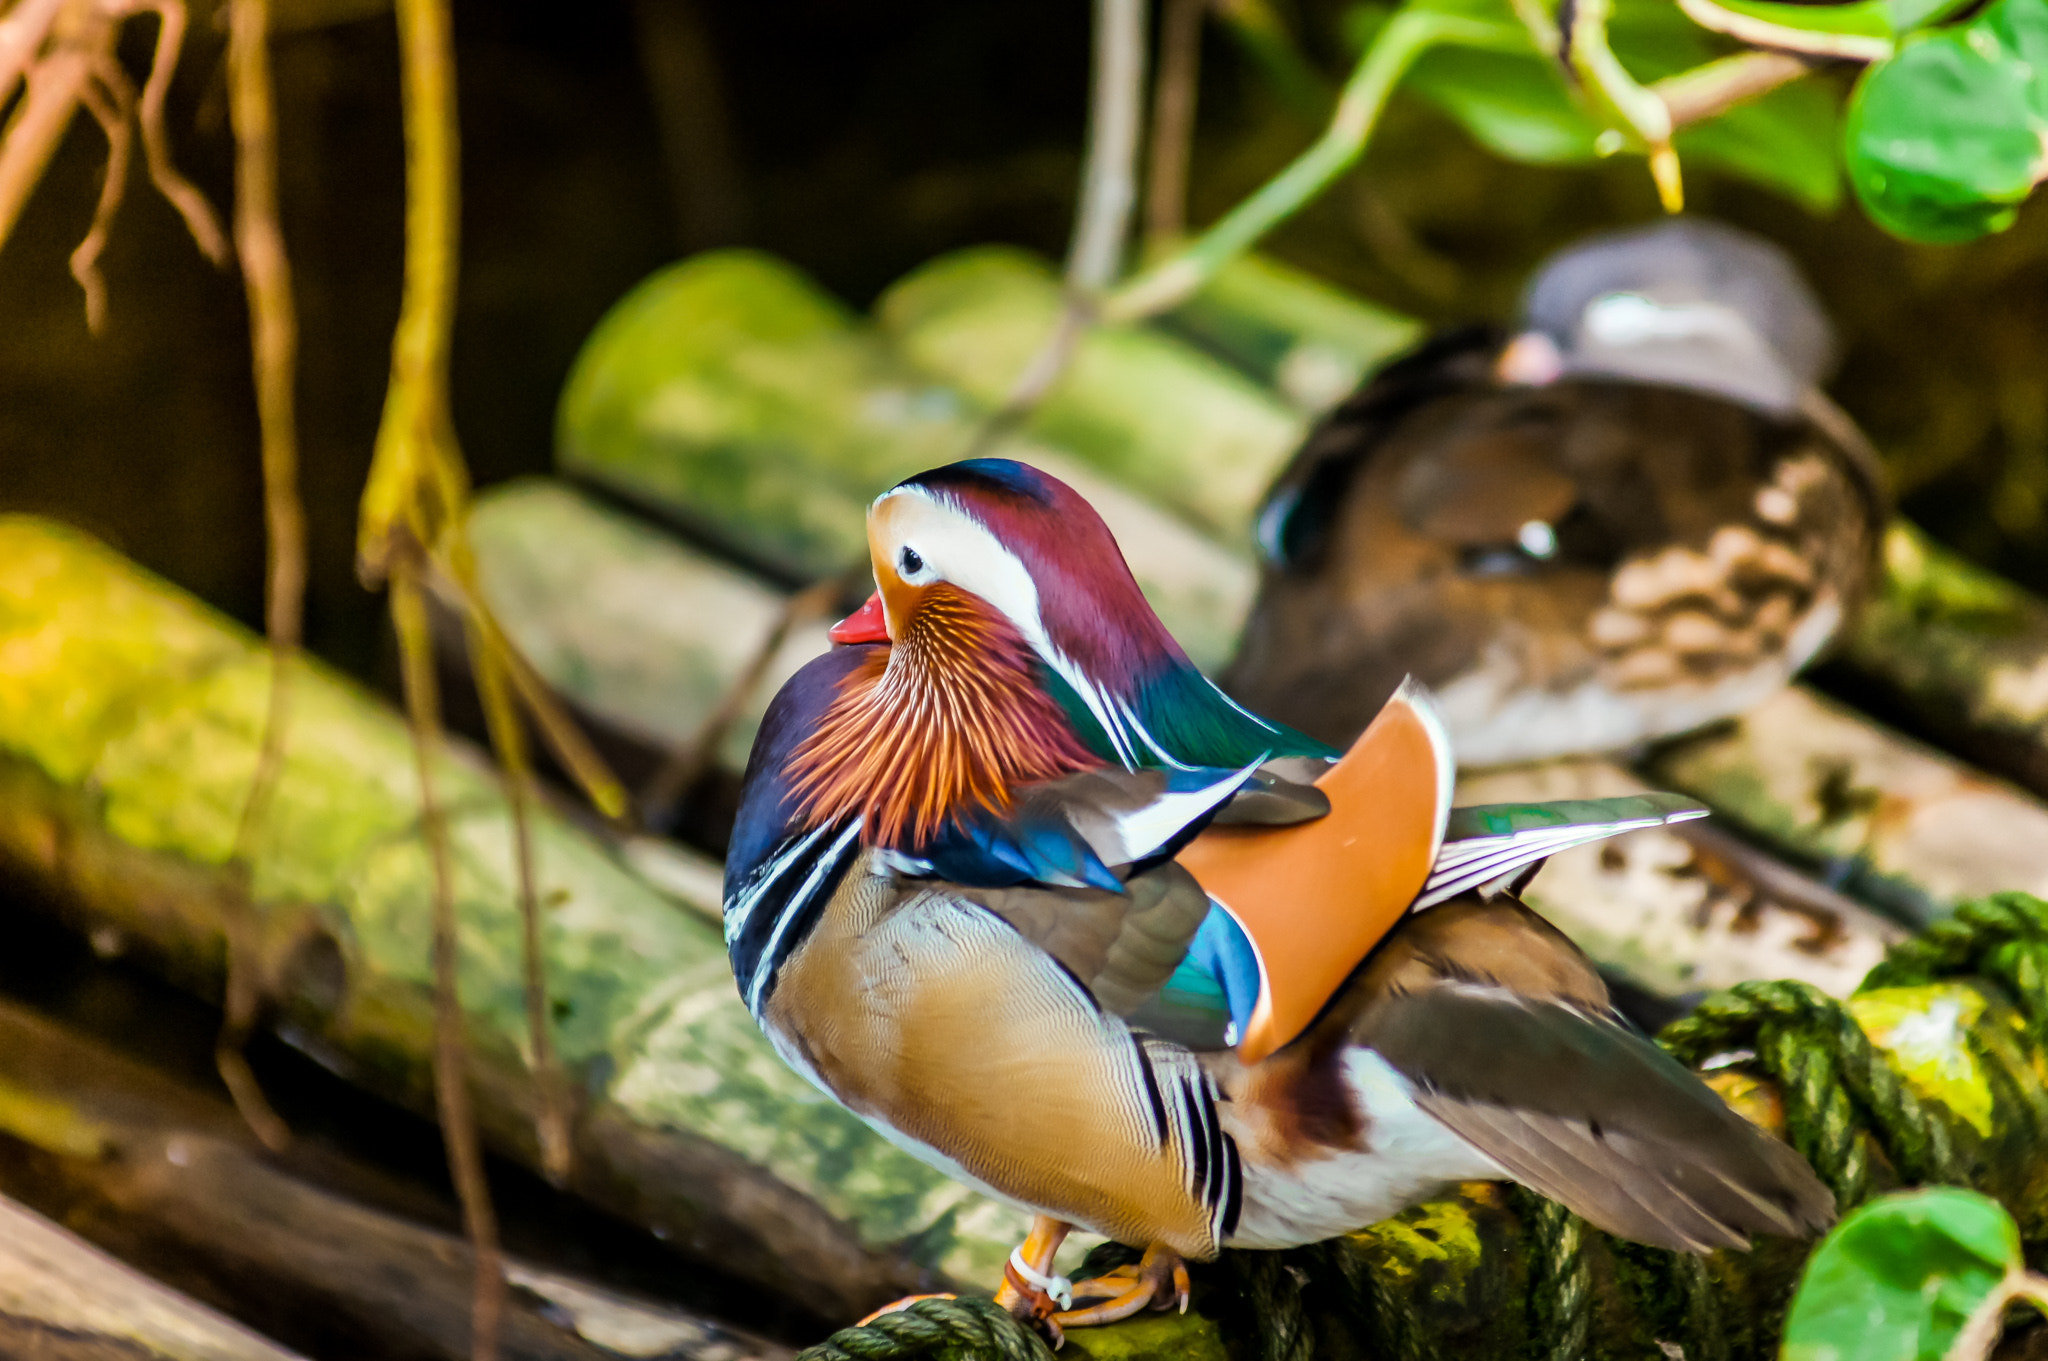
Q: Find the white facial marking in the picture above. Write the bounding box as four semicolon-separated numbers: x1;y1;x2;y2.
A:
877;483;1154;766
874;486;1051;651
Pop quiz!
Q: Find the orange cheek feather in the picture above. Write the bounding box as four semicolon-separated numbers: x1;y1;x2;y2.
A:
1177;690;1447;1065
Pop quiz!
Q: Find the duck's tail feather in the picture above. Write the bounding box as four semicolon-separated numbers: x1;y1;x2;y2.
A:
1418;793;1708;910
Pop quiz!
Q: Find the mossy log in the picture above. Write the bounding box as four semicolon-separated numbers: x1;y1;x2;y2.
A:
1646;685;2048;928
0;514;1032;1322
1458;761;1904;1005
0;1192;306;1361
551;252;1252;671
874;247;1303;543
470;479;831;772
1154;253;1421;416
1839;522;2048;803
0;998;792;1361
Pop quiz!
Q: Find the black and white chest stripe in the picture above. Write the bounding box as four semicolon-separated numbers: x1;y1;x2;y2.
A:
724;816;864;1017
1135;1036;1243;1243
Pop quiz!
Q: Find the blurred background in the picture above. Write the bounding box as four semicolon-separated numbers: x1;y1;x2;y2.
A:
4;0;2044;682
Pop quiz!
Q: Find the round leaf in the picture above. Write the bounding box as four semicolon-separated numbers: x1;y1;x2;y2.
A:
1783;1188;2021;1361
1846;0;2048;243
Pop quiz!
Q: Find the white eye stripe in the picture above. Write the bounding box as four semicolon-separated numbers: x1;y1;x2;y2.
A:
875;486;1053;652
874;483;1180;771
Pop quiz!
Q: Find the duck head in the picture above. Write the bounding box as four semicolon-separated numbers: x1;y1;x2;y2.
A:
795;458;1331;850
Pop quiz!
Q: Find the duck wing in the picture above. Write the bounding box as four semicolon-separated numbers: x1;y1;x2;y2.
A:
957;861;1216;1018
1354;896;1836;1251
1179;678;1456;1064
921;760;1265;891
1255;326;1504;570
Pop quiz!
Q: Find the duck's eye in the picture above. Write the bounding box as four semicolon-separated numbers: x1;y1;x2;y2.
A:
899;546;925;576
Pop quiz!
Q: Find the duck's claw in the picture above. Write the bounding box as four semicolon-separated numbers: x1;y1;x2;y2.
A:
1055;1244;1190;1329
856;1293;957;1326
994;1216;1075;1347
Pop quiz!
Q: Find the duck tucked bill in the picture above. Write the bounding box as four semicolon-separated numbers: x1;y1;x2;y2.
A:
722;457;1834;1339
1227;218;1889;767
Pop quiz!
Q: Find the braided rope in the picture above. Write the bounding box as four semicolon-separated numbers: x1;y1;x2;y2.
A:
1234;1252;1316;1361
1316;1236;1427;1361
1517;1191;1592;1361
1660;978;1965;1200
796;1297;1052;1361
1864;892;2048;1046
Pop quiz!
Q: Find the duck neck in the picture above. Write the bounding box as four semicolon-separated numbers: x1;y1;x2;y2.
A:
787;586;1097;849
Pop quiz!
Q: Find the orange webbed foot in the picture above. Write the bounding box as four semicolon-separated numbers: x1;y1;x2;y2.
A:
1056;1243;1190;1329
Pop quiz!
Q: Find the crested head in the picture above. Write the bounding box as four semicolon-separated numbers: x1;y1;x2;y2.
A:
859;458;1335;772
870;459;1186;693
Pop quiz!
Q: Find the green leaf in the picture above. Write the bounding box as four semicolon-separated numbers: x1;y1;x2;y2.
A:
1889;0;1982;32
1783;1189;2020;1361
1845;0;2048;243
1386;0;1843;207
1676;77;1844;211
1694;0;1897;41
1406;48;1602;163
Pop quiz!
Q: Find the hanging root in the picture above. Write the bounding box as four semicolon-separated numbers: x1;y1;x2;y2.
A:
0;17;99;251
68;56;132;333
0;0;67;109
468;626;575;1185
216;0;305;1155
1;0;228;330
394;557;506;1361
964;0;1146;457
120;0;229;264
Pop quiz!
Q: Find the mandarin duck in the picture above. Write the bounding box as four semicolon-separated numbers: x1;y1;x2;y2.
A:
723;458;1833;1337
1225;218;1890;766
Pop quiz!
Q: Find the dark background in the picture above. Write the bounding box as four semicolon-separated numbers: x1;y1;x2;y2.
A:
3;0;2043;684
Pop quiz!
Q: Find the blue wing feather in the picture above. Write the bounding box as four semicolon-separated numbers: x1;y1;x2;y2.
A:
913;764;1261;892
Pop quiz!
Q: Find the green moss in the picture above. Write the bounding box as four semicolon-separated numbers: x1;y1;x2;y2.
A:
0;517;249;786
0;514;1031;1286
1063;1311;1229;1361
1344;1191;1488;1287
1849;985;1996;1135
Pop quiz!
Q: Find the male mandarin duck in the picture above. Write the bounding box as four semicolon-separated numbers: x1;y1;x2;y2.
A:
723;457;1832;1338
1226;218;1890;766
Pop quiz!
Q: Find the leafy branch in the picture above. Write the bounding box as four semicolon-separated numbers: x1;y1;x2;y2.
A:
1105;0;2048;323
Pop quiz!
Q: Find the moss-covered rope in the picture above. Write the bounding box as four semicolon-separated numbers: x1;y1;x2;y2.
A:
795;893;2048;1361
796;1297;1052;1361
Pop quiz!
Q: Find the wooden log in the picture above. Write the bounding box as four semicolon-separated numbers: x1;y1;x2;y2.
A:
0;999;792;1361
0;1193;307;1361
874;246;1303;543
470;479;831;771
1457;760;1904;1005
1645;685;2048;927
1837;521;2048;802
1156;252;1420;415
0;513;1030;1322
551;252;1253;671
